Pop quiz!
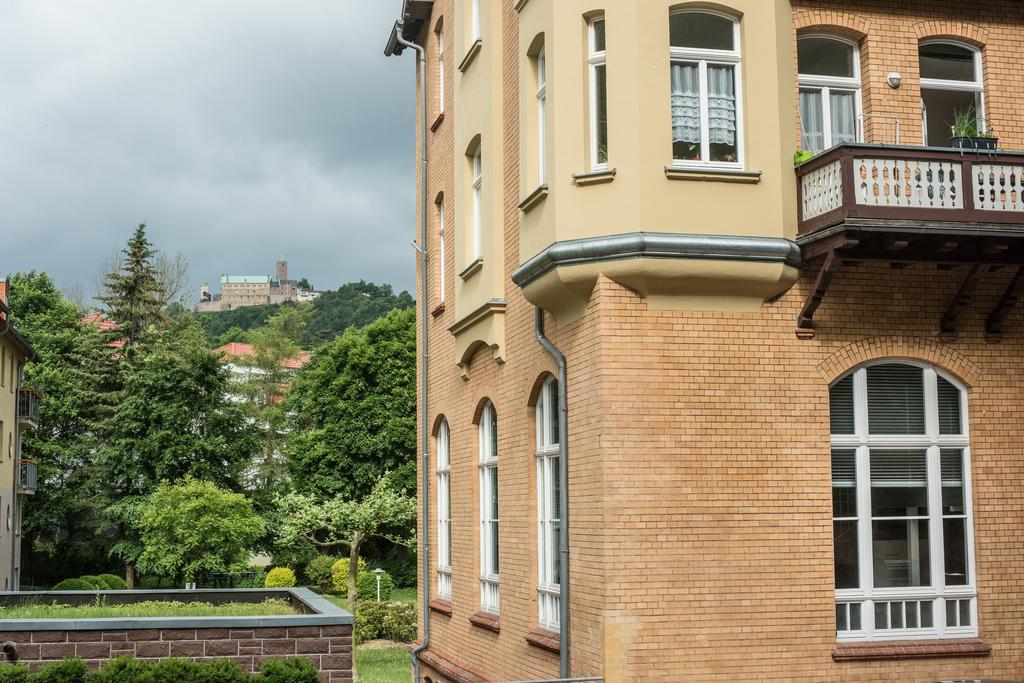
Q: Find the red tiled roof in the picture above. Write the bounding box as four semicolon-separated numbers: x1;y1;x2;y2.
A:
215;342;311;369
80;312;124;347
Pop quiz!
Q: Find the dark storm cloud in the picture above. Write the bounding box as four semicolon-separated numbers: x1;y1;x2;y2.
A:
0;1;416;300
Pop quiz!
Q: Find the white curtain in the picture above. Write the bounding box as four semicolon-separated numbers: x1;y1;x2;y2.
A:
800;89;824;151
706;65;736;145
830;90;857;144
670;63;701;144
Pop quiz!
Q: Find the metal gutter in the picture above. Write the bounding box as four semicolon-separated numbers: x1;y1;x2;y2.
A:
512;232;802;288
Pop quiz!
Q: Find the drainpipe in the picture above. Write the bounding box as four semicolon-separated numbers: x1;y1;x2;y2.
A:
534;308;569;678
387;21;431;683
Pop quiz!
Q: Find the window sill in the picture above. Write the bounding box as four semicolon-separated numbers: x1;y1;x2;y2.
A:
430;112;445;133
469;610;500;633
832;638;991;662
458;258;484;281
572;168;616;186
525;627;560;654
431;302;446;318
458;40;482;73
664;166;762;184
518;184;548;212
428;597;453;616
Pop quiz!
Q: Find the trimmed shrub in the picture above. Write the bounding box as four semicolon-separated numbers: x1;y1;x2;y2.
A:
52;578;96;591
303;556;336;593
0;663;28;682
354;600;417;644
27;658;87;682
264;567;296;588
95;574;128;590
77;576;103;590
330;557;366;594
257;658;319;682
356;570;394;602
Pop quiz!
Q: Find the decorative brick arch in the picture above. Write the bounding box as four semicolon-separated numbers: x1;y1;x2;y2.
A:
913;20;989;47
816;336;981;388
793;9;869;41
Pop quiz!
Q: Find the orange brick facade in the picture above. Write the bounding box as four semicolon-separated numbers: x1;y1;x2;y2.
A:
404;1;1024;680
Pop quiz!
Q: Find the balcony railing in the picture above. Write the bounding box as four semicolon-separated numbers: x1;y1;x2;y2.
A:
17;387;39;428
797;144;1024;236
18;460;37;495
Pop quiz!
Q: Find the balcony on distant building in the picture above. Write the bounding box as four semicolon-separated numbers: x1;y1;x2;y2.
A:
794;144;1024;338
17;387;39;429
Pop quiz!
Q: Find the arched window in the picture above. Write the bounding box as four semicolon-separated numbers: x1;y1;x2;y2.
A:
669;10;742;167
830;362;975;641
478;401;499;613
535;377;560;632
436;419;452;600
798;36;861;152
919;41;985;147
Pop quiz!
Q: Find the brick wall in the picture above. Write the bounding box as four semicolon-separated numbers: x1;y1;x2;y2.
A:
0;625;353;682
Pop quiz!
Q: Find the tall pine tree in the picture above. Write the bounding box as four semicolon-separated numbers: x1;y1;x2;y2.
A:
97;224;165;352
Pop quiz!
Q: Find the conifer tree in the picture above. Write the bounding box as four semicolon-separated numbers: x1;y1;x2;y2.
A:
97;224;165;351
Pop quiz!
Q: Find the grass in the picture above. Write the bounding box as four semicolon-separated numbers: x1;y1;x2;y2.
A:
355;646;411;683
0;598;297;619
324;587;416;613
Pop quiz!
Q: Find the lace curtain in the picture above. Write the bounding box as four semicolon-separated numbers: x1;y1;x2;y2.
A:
800;89;824;151
830;90;857;144
801;88;857;151
670;63;736;146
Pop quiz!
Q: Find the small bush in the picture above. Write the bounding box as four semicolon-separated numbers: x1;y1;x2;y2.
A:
356;570;394;602
95;574;128;590
303;556;336;593
264;567;296;588
257;658;319;682
28;658;88;682
77;576;103;590
330;557;366;594
0;662;28;682
52;578;95;591
354;600;417;644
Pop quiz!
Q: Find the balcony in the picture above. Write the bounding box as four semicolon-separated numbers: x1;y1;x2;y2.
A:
18;460;36;495
17;388;40;429
794;144;1024;339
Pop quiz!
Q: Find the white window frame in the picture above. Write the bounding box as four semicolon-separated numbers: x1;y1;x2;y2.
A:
588;16;607;171
436;419;452;600
437;26;446;114
919;40;986;145
537;48;547;185
668;9;744;170
471;147;482;261
797;34;863;151
437;201;446;304
831;361;977;643
536;377;560;632
479;401;499;614
470;0;480;43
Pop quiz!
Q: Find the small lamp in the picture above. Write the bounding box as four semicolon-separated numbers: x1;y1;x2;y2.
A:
887;72;902;89
371;568;385;602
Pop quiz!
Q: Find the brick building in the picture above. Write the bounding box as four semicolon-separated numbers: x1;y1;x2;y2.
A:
386;1;1024;680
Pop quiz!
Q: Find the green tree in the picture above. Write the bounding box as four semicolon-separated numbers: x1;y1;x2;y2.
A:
273;477;416;605
97;224;166;351
135;477;264;583
302;281;413;346
284;308;415;500
7;272;115;584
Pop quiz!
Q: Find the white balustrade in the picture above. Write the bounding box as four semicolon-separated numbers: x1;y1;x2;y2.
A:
801;160;843;220
972;163;1024;212
855;158;963;209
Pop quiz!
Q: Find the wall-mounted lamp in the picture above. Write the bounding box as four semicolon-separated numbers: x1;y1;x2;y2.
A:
887;72;903;89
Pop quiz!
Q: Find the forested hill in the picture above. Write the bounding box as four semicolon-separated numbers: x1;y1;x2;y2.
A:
198;280;414;348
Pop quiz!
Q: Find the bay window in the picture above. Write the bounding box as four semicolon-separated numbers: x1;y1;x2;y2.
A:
830;362;976;641
669;10;742;167
436;419;452;600
798;36;861;152
588;16;607;170
479;401;499;613
536;377;560;632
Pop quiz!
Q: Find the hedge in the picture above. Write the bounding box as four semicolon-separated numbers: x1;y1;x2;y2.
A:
0;656;320;682
95;574;128;590
356;571;394;602
52;579;95;591
303;556;336;593
354;601;416;644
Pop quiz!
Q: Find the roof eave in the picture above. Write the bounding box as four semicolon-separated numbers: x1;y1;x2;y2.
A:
384;0;435;56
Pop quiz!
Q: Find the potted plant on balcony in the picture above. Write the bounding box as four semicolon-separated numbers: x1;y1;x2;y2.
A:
950;106;997;151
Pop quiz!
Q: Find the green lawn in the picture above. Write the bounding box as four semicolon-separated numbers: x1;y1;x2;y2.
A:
0;598;296;619
325;587;416;613
323;588;416;682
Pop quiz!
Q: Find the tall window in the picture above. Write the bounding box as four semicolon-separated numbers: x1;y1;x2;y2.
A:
471;145;482;261
798;36;861;152
536;378;561;632
536;48;547;184
470;0;480;43
436;419;452;600
588;17;608;170
830;362;975;642
669;10;742;167
920;41;984;147
437;25;446;114
437;200;446;304
479;401;499;613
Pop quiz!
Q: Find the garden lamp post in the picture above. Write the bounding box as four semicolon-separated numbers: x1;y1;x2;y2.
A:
372;568;385;602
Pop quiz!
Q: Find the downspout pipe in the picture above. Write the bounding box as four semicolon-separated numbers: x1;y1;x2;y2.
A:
388;22;431;683
534;307;570;679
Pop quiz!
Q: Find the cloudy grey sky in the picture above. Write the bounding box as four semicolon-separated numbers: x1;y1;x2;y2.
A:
0;0;416;301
